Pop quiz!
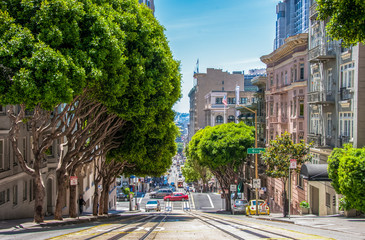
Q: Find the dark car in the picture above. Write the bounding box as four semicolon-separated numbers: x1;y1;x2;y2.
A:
152;189;173;199
117;192;127;201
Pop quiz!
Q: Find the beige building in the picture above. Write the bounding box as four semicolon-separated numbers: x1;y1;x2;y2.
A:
188;68;245;140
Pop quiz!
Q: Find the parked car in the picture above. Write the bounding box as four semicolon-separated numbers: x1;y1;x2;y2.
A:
231;199;248;215
117;192;127;201
246;200;270;215
151;189;173;199
163;193;189;201
145;200;161;212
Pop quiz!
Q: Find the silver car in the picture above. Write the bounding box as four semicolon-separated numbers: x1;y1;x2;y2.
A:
145;200;161;212
232;199;248;215
153;189;173;199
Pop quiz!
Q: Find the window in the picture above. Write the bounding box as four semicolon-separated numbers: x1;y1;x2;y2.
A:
23;181;27;201
296;173;303;188
281;72;284;86
270;76;273;86
228;98;236;104
0;105;4;114
326;193;331;208
312;153;320;164
0;140;3;170
252;98;255;103
327;113;332;137
0;190;5;205
339;112;353;138
290;101;293;116
13;185;18;205
311;73;320;92
294;66;297;81
327;69;332;92
216;97;223;104
275;103;279;117
293;99;297;117
228;115;235;123
7;188;10;202
222;81;224;85
215;115;223;123
299;100;304;117
276;74;279;86
241;97;247;104
284;71;288;85
310;113;320;134
340;63;355;88
300;63;305;79
270;103;274;116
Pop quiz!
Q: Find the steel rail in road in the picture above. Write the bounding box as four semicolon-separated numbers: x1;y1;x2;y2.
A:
138;212;169;240
190;212;299;240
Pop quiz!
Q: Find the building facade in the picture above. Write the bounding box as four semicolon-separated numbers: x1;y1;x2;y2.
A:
261;33;308;215
139;0;155;15
188;68;245;141
306;0;365;216
274;0;309;50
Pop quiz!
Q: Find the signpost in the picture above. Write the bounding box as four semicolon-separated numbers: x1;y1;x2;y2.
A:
288;159;297;219
247;148;266;154
230;184;237;192
70;176;78;186
253;179;261;189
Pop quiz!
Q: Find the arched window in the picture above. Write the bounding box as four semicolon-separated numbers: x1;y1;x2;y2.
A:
228;115;235;123
215;115;223;123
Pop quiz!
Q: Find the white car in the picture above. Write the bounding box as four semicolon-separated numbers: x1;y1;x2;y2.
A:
145;200;161;212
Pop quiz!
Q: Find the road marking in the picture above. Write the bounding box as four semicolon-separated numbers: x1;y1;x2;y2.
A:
207;194;214;208
190;192;195;210
138;196;143;204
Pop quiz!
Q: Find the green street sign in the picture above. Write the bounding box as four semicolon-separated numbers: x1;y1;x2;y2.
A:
247;148;266;154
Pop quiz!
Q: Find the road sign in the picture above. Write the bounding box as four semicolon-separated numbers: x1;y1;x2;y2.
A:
290;159;297;169
253;179;261;188
70;176;78;186
247;148;266;154
230;184;237;191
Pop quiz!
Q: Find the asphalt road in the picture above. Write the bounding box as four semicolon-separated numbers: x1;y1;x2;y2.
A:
1;192;361;240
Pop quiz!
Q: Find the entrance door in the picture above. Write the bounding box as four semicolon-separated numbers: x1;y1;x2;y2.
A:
310;186;319;215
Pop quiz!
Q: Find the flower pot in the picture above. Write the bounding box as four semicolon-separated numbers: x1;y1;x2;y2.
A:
301;207;309;215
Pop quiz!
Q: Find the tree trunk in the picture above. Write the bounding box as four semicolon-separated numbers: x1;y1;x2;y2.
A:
54;170;67;220
34;173;46;223
102;181;109;215
69;183;77;218
92;179;100;216
99;190;104;215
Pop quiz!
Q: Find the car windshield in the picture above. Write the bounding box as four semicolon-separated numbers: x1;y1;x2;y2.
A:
235;200;247;205
147;201;158;204
251;200;264;205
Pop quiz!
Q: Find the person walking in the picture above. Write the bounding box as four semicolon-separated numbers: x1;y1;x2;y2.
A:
78;195;86;215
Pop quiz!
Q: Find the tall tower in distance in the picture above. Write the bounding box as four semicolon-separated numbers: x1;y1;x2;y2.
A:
274;0;309;50
139;0;155;15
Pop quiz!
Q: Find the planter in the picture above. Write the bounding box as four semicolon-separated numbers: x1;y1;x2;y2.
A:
301;207;310;215
344;209;357;217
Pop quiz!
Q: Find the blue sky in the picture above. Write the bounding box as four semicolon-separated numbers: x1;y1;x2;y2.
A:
154;0;278;113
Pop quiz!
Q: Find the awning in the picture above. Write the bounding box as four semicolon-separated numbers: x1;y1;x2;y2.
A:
300;164;331;181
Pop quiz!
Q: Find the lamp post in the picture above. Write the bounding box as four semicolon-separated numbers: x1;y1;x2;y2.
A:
238;105;259;215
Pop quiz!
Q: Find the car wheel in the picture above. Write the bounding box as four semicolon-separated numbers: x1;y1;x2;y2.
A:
232;211;235;215
246;209;250;215
146;210;148;212
167;198;170;202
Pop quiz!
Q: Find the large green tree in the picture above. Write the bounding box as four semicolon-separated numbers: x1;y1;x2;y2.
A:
327;144;365;212
189;122;254;211
261;132;312;217
0;0;180;222
316;0;365;46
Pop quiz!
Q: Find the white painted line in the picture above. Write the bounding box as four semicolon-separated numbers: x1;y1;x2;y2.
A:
190;193;195;210
138;196;143;204
207;194;214;208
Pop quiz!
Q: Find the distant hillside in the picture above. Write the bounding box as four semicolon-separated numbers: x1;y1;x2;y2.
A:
174;112;189;124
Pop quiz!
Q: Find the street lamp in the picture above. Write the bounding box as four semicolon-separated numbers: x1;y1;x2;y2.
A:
237;105;259;216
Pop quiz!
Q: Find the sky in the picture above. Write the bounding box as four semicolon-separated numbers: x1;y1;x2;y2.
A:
154;0;279;113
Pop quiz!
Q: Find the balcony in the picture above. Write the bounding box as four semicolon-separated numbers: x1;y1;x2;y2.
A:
280;116;288;124
269;116;278;123
307;91;335;104
308;42;336;62
307;134;322;147
340;87;352;101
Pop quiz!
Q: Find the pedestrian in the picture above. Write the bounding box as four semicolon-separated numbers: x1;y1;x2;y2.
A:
78;195;86;215
186;186;190;194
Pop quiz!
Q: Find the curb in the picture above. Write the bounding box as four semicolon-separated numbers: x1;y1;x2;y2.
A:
246;215;295;224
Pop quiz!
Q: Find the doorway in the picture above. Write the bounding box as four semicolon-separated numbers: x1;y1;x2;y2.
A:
310;186;319;215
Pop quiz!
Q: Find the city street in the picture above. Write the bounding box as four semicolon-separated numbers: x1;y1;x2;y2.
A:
1;192;363;240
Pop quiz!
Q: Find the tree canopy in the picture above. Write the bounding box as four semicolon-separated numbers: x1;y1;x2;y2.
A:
317;0;365;46
327;144;365;212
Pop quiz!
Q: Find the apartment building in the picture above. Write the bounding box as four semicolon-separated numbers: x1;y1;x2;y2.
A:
188;68;245;141
261;33;308;215
305;0;365;216
139;0;155;15
274;0;309;50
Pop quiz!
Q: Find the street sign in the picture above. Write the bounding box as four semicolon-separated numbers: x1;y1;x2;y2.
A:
253;179;261;188
247;148;266;154
70;176;78;186
290;159;297;169
230;184;237;191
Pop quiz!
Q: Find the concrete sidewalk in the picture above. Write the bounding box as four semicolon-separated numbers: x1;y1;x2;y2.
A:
248;213;365;237
0;209;141;233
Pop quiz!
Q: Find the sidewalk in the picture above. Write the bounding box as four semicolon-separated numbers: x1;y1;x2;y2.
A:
247;213;365;237
0;209;141;233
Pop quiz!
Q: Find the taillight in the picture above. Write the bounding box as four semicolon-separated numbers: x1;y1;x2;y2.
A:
234;205;236;207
